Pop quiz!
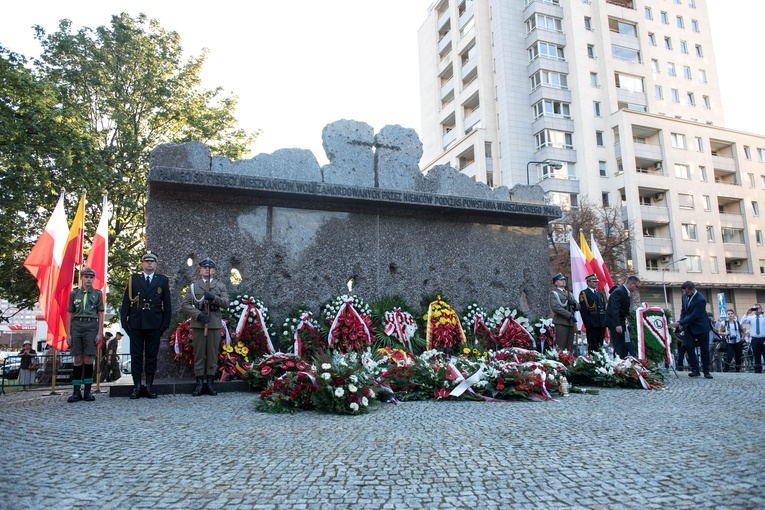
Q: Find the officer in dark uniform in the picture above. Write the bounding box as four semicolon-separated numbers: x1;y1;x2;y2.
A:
66;266;104;402
578;274;608;353
120;252;172;399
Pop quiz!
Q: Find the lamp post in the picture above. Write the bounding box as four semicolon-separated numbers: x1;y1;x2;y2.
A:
662;257;688;312
526;160;563;185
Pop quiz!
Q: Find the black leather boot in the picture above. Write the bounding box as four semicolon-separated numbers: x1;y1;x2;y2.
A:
144;375;158;399
205;375;217;396
130;375;141;399
83;384;95;402
67;386;82;403
192;376;204;397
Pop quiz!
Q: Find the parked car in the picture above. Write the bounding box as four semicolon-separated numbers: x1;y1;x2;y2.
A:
35;351;74;383
1;360;21;380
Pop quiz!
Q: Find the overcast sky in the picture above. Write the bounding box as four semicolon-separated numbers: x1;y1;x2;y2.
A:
2;1;762;165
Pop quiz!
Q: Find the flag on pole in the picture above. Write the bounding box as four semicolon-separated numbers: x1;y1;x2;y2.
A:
569;233;590;330
23;193;69;349
85;194;109;295
578;231;597;278
590;232;614;294
53;192;86;350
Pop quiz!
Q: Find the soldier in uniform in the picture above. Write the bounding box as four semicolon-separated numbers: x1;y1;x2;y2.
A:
549;272;579;353
66;266;104;403
120;252;172;399
578;274;608;353
181;258;229;396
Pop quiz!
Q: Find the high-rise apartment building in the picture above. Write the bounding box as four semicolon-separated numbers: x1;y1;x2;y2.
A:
418;0;765;315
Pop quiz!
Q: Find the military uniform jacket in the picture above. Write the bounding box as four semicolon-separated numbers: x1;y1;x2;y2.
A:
579;287;607;329
120;273;172;332
549;287;578;327
180;278;229;329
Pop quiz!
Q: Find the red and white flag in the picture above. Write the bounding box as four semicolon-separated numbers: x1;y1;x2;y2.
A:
23;193;69;350
85;194;109;296
569;233;590;330
590;232;614;294
54;192;86;349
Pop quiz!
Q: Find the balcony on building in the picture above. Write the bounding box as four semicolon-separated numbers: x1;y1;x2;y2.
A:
438;30;452;57
440;77;455;103
464;108;481;134
605;0;635;9
460;56;477;83
719;197;745;228
722;227;748;268
457;144;476;179
725;258;751;274
714;168;738;186
458;1;474;31
537;165;580;195
437;5;450;33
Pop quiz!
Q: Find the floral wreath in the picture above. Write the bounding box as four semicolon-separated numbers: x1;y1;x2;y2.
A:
279;307;323;359
226;294;277;357
460;302;495;349
423;296;466;352
487;306;534;350
532;317;556;349
381;307;418;352
321;294;374;353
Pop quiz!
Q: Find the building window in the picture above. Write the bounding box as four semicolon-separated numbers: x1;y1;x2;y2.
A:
526;14;564;34
675;163;691;179
702;95;711;109
529;42;565;62
664;37;673;50
612;46;641;63
655;85;663;100
596;131;605;147
722;228;745;243
694;137;702;152
749;173;756;188
757;230;763;246
584;16;592;30
683;66;692;80
706;226;715;242
645;8;652;20
535;129;574;150
760;260;765;275
689;0;696;7
668;62;676;76
695;44;704;57
661;11;669;24
692;19;699;32
532;99;572;120
590;72;599;87
702;195;711;211
698;69;707;83
685;255;702;272
699;166;707;181
671;133;687;149
676;16;684;28
679;193;694;209
593;101;601;117
651;59;660;73
680;41;688;54
759;148;765;163
687;92;696;106
587;45;596;59
599;161;607;177
648;33;657;46
530;70;569;91
710;256;718;274
744;146;751;160
614;73;644;92
753;201;760;216
602;192;610;207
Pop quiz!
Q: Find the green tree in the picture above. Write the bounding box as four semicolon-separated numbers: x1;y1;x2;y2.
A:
0;45;101;319
7;13;258;318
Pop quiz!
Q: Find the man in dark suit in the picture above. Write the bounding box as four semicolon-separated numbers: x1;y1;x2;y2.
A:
579;274;608;353
670;281;713;378
605;276;640;358
120;252;172;399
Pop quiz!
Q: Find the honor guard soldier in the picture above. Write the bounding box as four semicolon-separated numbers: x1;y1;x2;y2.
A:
549;273;579;353
181;258;229;396
120;252;172;399
66;266;105;402
578;274;608;353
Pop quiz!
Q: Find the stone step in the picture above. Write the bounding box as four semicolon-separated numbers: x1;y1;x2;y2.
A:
109;379;252;397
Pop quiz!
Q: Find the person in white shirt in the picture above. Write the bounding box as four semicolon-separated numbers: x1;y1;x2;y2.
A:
740;304;765;373
718;309;744;372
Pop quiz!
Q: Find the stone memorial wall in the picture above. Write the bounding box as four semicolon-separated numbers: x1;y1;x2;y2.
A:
146;120;560;378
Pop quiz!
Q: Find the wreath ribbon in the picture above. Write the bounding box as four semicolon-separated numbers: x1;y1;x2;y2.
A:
293;314;316;357
327;299;371;346
383;307;416;351
236;298;274;353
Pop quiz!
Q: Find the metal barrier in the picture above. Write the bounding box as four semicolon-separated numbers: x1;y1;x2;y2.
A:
0;352;131;395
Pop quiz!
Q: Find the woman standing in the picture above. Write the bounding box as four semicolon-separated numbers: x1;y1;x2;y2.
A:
17;340;38;390
718;309;743;372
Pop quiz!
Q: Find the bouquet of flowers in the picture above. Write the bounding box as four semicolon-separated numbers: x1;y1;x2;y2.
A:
371;296;421;353
423;297;466;353
488;307;534;350
218;340;255;381
226;294;277;358
321;294;374;353
532;317;556;351
247;353;313;390
372;347;434;401
256;371;317;414
312;352;378;415
460;302;496;349
170;319;194;365
279;307;324;359
567;349;665;390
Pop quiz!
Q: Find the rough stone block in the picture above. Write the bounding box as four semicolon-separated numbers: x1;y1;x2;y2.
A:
374;124;424;190
321;119;375;187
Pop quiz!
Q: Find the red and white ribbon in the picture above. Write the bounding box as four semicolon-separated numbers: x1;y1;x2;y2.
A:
222;318;231;346
293;314;315;357
449;365;484;397
327;299;371;346
498;316;535;344
383;307;416;351
236;297;274;353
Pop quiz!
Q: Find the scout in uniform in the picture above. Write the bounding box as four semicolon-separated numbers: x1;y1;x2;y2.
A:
66;266;104;402
119;252;172;399
181;258;229;396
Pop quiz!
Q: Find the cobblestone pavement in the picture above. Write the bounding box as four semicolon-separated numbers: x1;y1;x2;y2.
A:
1;372;764;509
